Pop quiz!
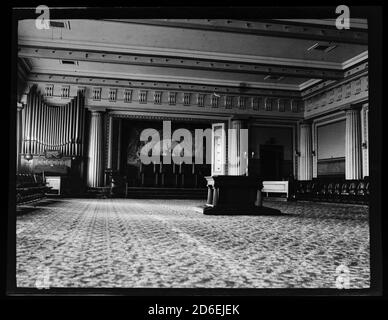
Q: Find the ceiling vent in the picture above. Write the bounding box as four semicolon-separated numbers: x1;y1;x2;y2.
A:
49;20;71;29
307;43;337;53
264;75;284;81
61;60;78;66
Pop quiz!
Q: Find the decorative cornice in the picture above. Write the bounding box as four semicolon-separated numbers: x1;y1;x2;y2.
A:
109;19;368;45
27;73;301;98
301;61;368;98
342;51;368;70
28;78;304;119
108;111;229;123
19;37;345;71
19;45;344;81
303;74;368;119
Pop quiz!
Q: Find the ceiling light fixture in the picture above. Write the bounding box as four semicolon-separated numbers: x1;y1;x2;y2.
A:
307;43;337;53
264;75;284;81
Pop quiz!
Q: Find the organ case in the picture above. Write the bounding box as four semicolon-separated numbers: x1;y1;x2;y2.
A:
20;85;87;194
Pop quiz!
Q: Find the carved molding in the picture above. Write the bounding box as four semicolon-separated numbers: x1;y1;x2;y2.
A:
303;73;368;118
28;73;301;98
301;61;368;98
27;81;304;118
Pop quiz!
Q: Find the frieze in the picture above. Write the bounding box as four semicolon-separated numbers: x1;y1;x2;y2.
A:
27;81;304;117
301;61;368;98
304;74;368;118
28;73;301;98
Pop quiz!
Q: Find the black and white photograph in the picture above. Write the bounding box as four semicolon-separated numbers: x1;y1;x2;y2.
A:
7;5;383;298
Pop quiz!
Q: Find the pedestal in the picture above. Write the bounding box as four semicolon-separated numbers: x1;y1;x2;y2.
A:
203;175;282;215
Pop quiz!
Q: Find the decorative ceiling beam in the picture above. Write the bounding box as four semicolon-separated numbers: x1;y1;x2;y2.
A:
111;19;368;45
18;45;344;80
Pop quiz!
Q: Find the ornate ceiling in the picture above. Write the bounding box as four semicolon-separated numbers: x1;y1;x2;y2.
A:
18;18;368;92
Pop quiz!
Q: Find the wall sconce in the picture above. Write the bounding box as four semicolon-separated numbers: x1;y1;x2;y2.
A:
362;142;368;149
311;150;316;157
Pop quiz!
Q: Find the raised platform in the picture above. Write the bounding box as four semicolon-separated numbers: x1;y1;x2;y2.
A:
126;187;207;199
86;186;207;199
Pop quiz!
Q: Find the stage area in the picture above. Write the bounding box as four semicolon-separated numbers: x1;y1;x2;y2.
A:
16;198;370;289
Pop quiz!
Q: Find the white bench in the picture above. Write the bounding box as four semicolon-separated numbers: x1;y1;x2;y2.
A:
45;176;61;195
262;181;289;199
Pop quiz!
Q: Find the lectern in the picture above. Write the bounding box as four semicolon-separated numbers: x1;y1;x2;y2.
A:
203;175;282;215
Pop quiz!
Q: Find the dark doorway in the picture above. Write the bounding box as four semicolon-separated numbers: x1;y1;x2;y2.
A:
260;145;283;180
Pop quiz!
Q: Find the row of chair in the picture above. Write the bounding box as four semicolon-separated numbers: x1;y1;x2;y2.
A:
16;173;50;204
294;178;369;204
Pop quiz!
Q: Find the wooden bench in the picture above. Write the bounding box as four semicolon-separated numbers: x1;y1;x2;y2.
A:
16;173;51;204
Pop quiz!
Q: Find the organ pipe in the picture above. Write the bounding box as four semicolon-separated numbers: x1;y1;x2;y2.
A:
49;103;53;149
59;103;64;154
36;95;42;154
72;98;77;154
31;91;36;154
42;103;47;152
75;94;80;155
55;106;59;149
23;90;30;154
66;100;71;155
22;86;86;157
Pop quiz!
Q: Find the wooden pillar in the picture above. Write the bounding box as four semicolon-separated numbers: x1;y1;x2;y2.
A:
345;105;362;180
87;111;104;187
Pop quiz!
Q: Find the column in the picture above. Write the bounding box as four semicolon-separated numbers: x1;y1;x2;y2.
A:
228;119;249;175
345;106;362;180
298;121;313;180
106;115;113;170
87;111;104;187
16;103;24;172
360;104;369;178
116;118;122;171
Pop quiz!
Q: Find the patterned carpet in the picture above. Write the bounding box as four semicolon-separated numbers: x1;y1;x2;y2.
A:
16;198;370;289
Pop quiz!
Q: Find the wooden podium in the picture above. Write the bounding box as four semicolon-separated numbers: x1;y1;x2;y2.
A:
203;175;282;215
